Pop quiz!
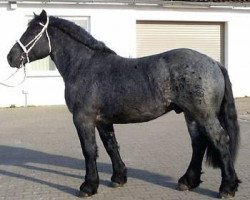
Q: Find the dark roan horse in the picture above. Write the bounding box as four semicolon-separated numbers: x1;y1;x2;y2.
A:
7;10;240;198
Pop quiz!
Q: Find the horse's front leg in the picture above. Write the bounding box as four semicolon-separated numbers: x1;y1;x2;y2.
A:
97;122;127;187
73;110;99;197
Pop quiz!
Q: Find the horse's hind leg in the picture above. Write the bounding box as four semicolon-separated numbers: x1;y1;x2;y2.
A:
178;113;208;191
202;117;239;198
97;122;127;187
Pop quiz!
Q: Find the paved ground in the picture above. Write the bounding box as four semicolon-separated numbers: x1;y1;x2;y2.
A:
0;98;249;200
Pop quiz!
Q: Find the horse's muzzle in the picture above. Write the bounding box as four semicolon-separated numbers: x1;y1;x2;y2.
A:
7;49;24;69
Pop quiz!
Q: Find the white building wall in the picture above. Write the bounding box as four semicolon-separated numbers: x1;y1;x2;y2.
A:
0;4;249;107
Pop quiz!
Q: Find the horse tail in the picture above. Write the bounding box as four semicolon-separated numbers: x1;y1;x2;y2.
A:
206;63;240;168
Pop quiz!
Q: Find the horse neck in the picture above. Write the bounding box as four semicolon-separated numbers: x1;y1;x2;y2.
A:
49;27;93;81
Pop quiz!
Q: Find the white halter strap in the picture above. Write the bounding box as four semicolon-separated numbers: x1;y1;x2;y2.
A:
17;16;51;63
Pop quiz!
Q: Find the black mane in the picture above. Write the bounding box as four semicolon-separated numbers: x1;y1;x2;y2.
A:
47;16;116;54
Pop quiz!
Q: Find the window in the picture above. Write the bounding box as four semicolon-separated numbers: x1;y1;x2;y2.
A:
27;16;90;76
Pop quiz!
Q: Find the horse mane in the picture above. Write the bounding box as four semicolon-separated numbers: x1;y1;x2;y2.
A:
45;16;116;54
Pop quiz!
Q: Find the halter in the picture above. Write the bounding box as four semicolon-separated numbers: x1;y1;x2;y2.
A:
0;17;51;87
17;16;51;64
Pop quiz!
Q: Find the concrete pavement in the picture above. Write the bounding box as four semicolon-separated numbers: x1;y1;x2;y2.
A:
0;98;249;200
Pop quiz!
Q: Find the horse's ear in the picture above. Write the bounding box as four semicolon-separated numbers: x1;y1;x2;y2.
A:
39;10;47;23
33;12;38;17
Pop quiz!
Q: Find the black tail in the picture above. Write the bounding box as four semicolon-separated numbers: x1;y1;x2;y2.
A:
206;63;240;168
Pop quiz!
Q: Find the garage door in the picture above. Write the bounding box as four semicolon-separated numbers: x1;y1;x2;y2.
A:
136;21;225;63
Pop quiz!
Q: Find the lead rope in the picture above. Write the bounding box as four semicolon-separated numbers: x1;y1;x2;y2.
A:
0;66;26;88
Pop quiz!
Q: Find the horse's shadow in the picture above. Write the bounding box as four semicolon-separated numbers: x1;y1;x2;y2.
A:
0;145;217;198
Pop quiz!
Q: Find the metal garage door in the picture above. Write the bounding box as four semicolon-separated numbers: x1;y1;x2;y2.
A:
136;21;225;63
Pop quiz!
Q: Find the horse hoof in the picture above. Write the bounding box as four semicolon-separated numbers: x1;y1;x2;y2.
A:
111;181;124;188
78;191;92;198
218;192;235;199
178;183;189;191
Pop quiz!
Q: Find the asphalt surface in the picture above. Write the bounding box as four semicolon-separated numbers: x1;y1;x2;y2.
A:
0;98;249;200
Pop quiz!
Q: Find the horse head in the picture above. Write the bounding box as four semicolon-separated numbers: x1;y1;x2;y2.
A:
7;10;51;69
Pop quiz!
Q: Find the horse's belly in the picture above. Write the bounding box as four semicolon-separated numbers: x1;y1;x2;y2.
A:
100;101;170;124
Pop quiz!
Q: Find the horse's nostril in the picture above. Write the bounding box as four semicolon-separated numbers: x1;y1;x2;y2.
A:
7;53;12;64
